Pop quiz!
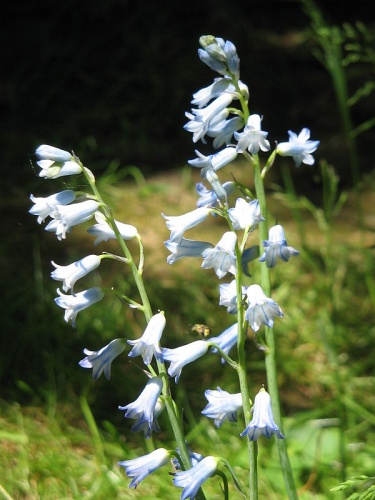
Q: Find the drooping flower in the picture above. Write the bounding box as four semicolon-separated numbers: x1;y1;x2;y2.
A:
202;387;242;427
172;455;219;500
207;115;244;149
196;181;235;208
191;77;232;108
240;388;284;441
209;322;238;362
119;448;172;489
201;231;237;278
219;280;247;314
45;200;99;240
162;207;211;244
87;212;138;245
259;224;299;268
118;377;164;438
228;198;264;230
188;147;237;176
165;238;214;265
235;114;271;154
245;285;283;332
35;145;73;162
127;312;166;365
276;128;319;167
35;145;82;179
172;448;204;471
54;287;104;327
162;340;210;383
29;190;76;224
51;254;101;292
79;338;126;380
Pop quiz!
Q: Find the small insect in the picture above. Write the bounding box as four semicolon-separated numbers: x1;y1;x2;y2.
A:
191;324;211;338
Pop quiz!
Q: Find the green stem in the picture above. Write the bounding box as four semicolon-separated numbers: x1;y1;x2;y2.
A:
253;158;298;500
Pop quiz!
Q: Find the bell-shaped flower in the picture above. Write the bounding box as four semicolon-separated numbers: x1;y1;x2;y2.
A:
276;128;319;167
172;447;204;471
188;147;237;175
36;145;73;162
202;387;242;427
235;114;271;154
162;207;211;244
54;287;104;327
259;224;299;268
119;448;171;489
245;284;283;332
196;181;235;208
118;377;164;438
184;93;233;143
35;145;82;179
207;115;244;149
240;388;284;441
162;340;209;383
165;238;214;265
45;200;99;240
219;280;247;314
228;198;264;230
201;231;237;278
51;254;101;292
209;322;238;362
127;312;166;365
191;77;232;108
29;190;76;224
79;338;126;380
172;455;219;499
87;212;138;245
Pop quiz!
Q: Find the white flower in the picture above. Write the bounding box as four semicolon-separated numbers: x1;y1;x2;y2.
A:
245;285;283;332
165;238;214;265
127;312;166;365
188;147;237;174
45;200;99;240
54;287;104;327
162;207;211;244
201;231;237;278
35;145;72;162
219;280;247;314
202;387;242;427
259;224;299;268
162;340;209;383
51;254;101;292
119;448;171;489
86;212;138;245
276;128;319;167
29;190;76;224
35;145;82;179
79;338;126;380
235;114;270;154
173;455;219;499
228;198;264;230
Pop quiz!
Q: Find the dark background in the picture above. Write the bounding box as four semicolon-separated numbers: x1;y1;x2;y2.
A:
1;0;374;409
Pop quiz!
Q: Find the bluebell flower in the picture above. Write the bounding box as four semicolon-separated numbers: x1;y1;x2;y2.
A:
202;387;242;427
196;181;235;208
207;115;244;149
87;212;138;245
162;207;211;244
173;455;219;500
184;93;233;143
199;36;240;79
245;285;283;332
219;280;247;314
119;448;171;489
235;114;271;154
173;448;204;471
29;190;76;224
36;144;72;162
209;323;238;362
276;128;319;167
165;238;214;265
45;200;99;240
228;198;264;230
54;287;104;327
188;147;237;176
79;338;126;380
51;254;101;292
119;377;164;438
201;231;237;278
127;312;165;365
204;168;228;201
162;340;209;383
240;388;284;441
35;145;82;179
191;77;232;108
259;224;299;268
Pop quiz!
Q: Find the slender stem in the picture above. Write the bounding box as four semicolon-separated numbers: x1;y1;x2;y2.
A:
253;158;298;500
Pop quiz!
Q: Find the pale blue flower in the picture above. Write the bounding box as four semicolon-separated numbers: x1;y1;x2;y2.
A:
54;287;104;327
198;36;240;78
228;198;264;230
188;147;237;175
259;224;299;268
235;114;270;154
245;284;283;332
219;280;247;314
173;455;219;500
240;388;284;441
36;144;72;162
29;190;76;224
162;340;209;383
127;312;165;365
202;387;242;427
119;377;164;438
201;231;237;278
196;181;235;208
276;128;319;167
119;448;171;489
87;212;138;245
51;254;101;292
207;115;244;148
165;238;214;265
45;200;99;240
162;207;211;244
173;448;204;471
184;93;233;143
79;338;126;380
209;322;238;362
191;77;232;108
204;168;228;201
